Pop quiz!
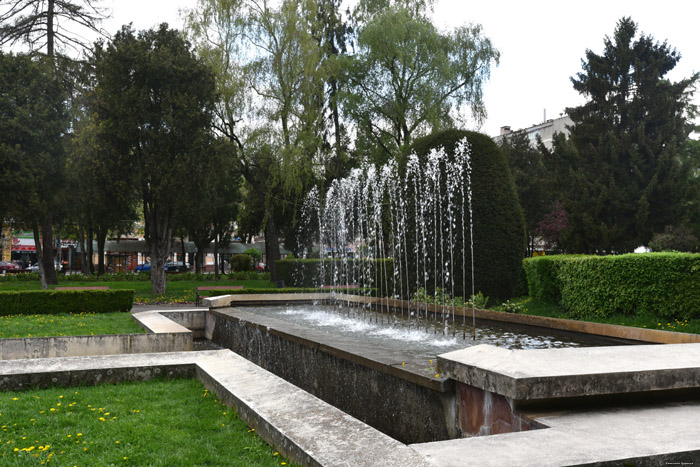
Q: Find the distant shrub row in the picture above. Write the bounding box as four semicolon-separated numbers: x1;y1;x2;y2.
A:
0;290;135;316
0;271;270;283
523;253;700;320
203;287;376;299
276;258;395;291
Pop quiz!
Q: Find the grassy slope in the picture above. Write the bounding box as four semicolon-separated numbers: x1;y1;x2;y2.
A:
0;378;295;466
0;312;145;339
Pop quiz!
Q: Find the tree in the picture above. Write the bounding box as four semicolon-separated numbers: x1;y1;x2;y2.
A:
92;24;217;294
341;2;499;162
499;132;552;255
554;17;699;253
0;52;68;287
185;0;324;281
0;0;108;56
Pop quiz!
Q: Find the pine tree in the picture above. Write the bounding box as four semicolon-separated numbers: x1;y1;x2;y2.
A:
557;17;698;253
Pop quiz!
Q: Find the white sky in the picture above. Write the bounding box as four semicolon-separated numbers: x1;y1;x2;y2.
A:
100;0;700;137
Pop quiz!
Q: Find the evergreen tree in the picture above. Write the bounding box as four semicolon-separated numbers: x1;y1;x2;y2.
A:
556;17;698;253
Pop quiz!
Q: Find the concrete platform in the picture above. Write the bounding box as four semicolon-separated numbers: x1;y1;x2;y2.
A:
0;350;432;467
438;343;700;401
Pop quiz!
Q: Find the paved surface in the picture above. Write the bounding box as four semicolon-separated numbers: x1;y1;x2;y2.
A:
439;343;700;400
411;402;700;466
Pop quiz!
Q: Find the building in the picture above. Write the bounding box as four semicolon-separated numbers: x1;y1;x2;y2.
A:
493;115;573;149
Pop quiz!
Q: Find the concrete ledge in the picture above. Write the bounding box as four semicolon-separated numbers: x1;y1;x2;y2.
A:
438;343;700;401
204;293;331;308
0;350;433;467
0;310;196;360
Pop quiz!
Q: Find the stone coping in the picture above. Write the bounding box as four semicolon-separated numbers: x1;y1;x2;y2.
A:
0;309;197;360
438;343;700;401
206;293;700;344
0;350;432;467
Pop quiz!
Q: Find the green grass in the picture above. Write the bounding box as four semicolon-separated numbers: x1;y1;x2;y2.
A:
0;378;296;466
0;312;145;339
0;279;276;304
495;297;700;334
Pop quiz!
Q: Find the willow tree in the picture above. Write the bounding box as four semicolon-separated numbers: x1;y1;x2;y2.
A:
186;0;325;280
342;0;499;162
92;24;217;293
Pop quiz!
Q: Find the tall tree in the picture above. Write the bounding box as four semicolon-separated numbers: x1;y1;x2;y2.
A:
0;52;68;287
185;0;323;280
499;133;552;255
554;17;699;253
92;24;217;293
0;0;108;56
342;2;499;162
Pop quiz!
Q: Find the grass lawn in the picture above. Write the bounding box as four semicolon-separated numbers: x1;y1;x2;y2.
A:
494;297;700;334
0;312;145;339
0;378;295;466
0;278;276;304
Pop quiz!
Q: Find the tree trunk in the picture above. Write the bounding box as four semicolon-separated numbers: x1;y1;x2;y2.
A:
265;214;281;282
47;0;55;57
214;234;219;280
38;216;58;286
32;223;48;290
78;225;89;274
96;230;106;275
86;224;94;274
180;235;187;271
148;213;172;295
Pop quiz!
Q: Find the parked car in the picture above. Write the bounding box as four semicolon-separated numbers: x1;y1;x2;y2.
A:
0;261;25;273
133;262;151;273
165;261;190;273
26;263;40;273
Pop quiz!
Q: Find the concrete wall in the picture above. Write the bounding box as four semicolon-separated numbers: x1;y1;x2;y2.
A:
0;333;193;360
208;308;459;444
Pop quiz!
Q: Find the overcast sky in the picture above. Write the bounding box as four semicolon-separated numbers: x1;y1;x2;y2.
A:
102;0;700;137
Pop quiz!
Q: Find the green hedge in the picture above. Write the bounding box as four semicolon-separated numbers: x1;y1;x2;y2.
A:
0;290;135;316
522;255;581;302
203;287;376;298
230;254;253;272
524;253;700;320
0;271;270;283
276;258;394;292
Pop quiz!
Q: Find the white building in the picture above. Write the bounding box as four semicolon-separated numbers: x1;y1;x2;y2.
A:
493;115;573;149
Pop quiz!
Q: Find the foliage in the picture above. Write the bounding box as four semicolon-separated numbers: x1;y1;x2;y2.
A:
405;129;526;300
499;299;524;314
0;378;295;466
0;0;109;56
243;248;263;261
550;17;699;253
536;202;568;251
0;290;134;316
230;254;254;272
276;258;394;292
649;225;699;252
205;287;376;297
91;24;218;294
0;52;69;287
411;287;488;308
523;253;700;320
521;255;578;303
499;132;552;254
342;3;499;162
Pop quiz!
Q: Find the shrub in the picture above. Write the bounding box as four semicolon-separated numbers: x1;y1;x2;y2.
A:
203;287;376;298
649;225;698;252
276;258;394;294
230;254;253;272
403;129;526;300
0;290;134;316
521;255;580;303
523;253;700;320
243;248;263;261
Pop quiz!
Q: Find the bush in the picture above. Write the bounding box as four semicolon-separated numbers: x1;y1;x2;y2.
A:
0;290;135;316
243;248;263;261
230;254;253;272
204;287;376;298
521;255;580;303
649;225;698;252
523;253;700;320
403;129;526;300
276;258;394;294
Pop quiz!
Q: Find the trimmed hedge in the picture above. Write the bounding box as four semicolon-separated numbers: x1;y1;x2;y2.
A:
522;255;581;303
404;129;526;300
0;271;271;283
204;287;376;298
523;253;700;320
0;290;135;316
231;254;253;272
276;258;394;291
